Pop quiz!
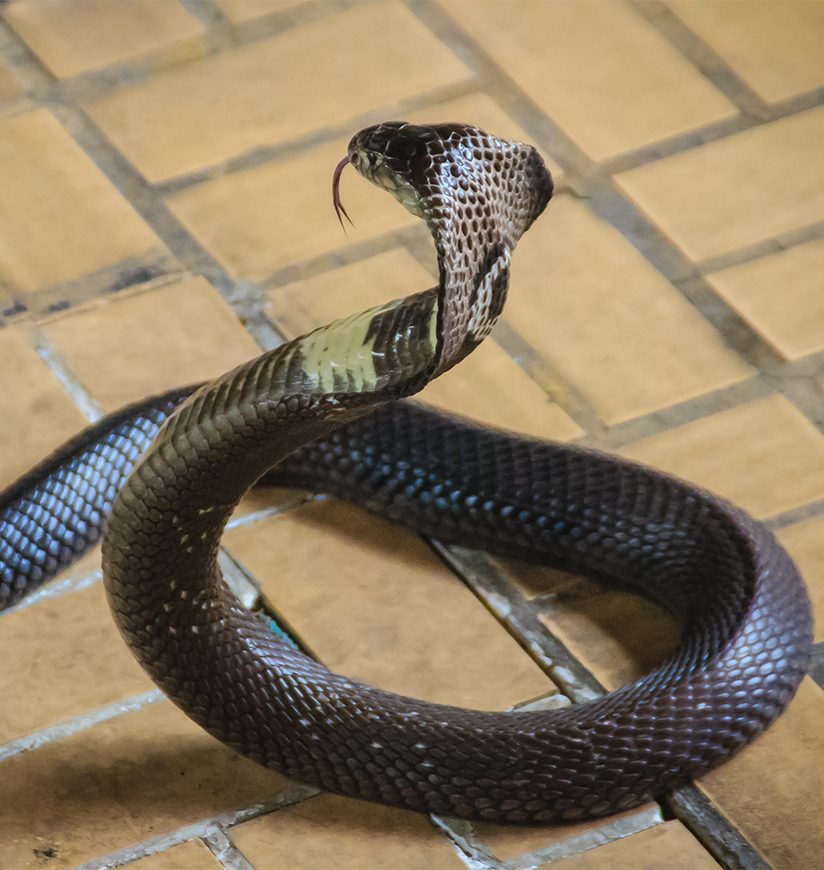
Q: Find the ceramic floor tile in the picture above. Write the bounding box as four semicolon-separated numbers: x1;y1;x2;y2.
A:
266;249;433;338
706;238;824;360
4;0;202;78
266;250;581;441
549;820;716;869
501;196;750;424
423;339;583;442
0;578;151;743
0;110;165;295
616;107;824;262
620;394;824;519
89;3;471;182
0;58;22;102
778;516;824;643
540;588;681;692
441;0;734;161
670;0;824;103
0;700;288;869
698;678;824;870
224;499;555;710
217;0;298;24
0;327;87;489
230;793;464;870
128;839;220;870
170;137;417;279
41;277;259;412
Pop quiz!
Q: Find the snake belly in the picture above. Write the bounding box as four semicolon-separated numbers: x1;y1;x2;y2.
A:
0;122;812;825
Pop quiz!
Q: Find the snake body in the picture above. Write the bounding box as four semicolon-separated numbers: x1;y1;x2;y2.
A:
0;123;812;824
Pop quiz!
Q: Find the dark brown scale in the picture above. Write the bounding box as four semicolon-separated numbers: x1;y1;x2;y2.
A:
0;122;812;826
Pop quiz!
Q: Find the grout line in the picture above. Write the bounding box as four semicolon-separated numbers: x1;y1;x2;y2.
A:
628;0;772;119
510;805;664;870
431;544;604;703
1;568;102;617
75;782;320;870
766;499;824;533
224;492;320;531
202;829;256;870
688;218;824;277
260;223;431;293
586;376;772;451
32;335;102;422
0;690;163;764
177;0;232;30
13;255;185;323
810;643;824;692
154;78;482;197
666;785;770;870
48;100;285;352
490;320;604;440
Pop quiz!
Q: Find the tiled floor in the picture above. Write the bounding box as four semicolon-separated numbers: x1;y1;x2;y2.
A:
0;2;822;868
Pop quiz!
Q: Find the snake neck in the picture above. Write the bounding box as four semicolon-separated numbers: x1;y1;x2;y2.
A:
346;122;553;376
427;131;552;374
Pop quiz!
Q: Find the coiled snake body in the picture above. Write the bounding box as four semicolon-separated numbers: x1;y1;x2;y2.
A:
0;123;812;824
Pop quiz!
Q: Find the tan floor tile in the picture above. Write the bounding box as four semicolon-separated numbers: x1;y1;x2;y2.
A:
549;820;716;869
4;0;202;78
424;340;583;442
404;92;564;182
171;139;417;279
698;678;824;870
89;4;470;183
475;806;660;862
441;1;734;161
217;0;297;24
0;327;86;489
225;499;555;710
0;110;165;294
502;196;750;424
266;249;433;338
0;701;287;869
620;394;824;519
777;516;824;643
540;588;680;692
230;793;463;870
129;839;220;870
0;579;151;743
670;0;824;103
616;107;824;262
707;239;824;361
267;250;581;440
0;58;22;102
41;277;259;412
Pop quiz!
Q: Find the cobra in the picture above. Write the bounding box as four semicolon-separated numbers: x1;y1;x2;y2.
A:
0;122;812;824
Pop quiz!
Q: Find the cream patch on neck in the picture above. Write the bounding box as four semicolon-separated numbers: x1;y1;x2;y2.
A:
299;298;439;395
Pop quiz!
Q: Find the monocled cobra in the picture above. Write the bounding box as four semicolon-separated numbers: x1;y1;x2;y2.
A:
0;122;813;824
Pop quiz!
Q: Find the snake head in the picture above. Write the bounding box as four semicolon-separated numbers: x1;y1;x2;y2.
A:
335;121;552;239
334;121;554;373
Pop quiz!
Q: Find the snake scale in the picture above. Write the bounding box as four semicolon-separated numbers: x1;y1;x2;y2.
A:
0;123;812;824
